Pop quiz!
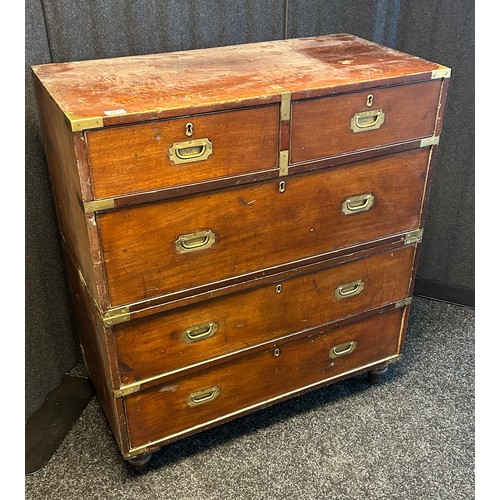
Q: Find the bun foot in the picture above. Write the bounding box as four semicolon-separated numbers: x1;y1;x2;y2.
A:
126;452;154;474
368;364;388;384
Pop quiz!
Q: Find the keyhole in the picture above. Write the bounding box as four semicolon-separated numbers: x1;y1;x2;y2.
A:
185;123;194;137
366;94;374;107
279;180;286;193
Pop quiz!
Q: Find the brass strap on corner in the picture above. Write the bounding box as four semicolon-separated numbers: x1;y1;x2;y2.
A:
431;67;451;79
102;306;131;327
279;150;289;177
65;113;104;132
395;297;413;309
83;198;116;214
404;228;424;245
420;135;440;148
279;91;291;177
280;91;291;121
114;384;141;398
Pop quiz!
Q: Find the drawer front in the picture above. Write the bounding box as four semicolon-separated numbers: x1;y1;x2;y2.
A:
99;148;428;306
124;308;404;448
86;106;279;198
290;80;441;163
114;245;415;384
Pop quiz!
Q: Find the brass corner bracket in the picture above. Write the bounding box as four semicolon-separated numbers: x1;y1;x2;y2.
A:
431;67;451;80
280;91;291;121
102;306;131;327
83;198;116;214
65;113;104;132
404;228;424;245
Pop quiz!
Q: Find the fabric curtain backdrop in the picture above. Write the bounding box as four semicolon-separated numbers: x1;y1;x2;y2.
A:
25;0;474;421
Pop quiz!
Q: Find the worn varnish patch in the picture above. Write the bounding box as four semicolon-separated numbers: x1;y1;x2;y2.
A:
32;34;440;127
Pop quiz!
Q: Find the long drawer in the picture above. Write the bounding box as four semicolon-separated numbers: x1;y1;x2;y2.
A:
290;80;441;163
86;105;280;198
99;148;428;306
113;245;415;385
124;307;404;449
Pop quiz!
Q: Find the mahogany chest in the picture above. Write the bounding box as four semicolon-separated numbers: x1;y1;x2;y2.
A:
32;34;450;473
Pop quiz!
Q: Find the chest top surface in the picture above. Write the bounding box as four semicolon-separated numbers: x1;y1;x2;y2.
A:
32;33;445;127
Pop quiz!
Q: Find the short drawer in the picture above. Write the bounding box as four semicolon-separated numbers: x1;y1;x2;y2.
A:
99;148;428;306
290;80;441;163
85;105;279;198
114;245;415;384
124;307;404;449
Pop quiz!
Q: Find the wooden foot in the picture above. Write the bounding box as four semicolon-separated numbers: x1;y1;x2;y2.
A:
126;452;154;474
368;364;388;384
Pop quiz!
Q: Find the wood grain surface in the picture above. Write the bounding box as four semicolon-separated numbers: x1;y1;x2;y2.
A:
290;80;441;163
33;78;110;309
98;148;429;306
124;308;404;448
114;245;415;384
86;105;279;198
32;34;442;127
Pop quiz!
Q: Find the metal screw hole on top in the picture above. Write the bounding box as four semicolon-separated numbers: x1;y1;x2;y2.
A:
279;180;286;193
274;348;280;357
275;284;282;294
366;94;374;107
185;122;194;136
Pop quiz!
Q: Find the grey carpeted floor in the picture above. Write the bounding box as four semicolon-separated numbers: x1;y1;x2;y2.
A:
25;297;474;499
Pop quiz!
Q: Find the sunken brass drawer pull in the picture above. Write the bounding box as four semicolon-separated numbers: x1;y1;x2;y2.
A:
182;321;218;343
342;193;374;215
350;109;385;133
187;386;221;407
335;279;365;300
169;138;213;164
329;340;357;359
175;230;216;254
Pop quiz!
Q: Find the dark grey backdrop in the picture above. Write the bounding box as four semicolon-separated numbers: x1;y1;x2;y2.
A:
25;0;474;421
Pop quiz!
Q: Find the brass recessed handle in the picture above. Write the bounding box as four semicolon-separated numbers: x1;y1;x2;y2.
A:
187;386;221;407
169;138;213;164
350;109;385;133
182;322;218;343
335;279;365;300
329;340;357;359
342;193;374;215
175;230;215;254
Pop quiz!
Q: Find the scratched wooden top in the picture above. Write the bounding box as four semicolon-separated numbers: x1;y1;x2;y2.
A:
32;33;443;128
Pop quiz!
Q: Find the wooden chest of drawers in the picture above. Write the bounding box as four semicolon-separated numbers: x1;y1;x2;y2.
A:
32;34;450;473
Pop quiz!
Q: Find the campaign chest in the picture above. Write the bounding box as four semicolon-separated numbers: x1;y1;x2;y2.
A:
32;34;450;473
